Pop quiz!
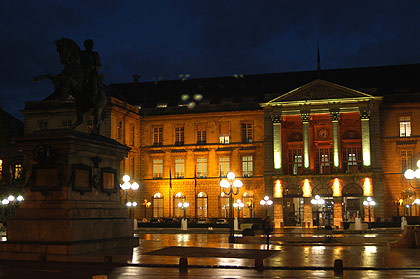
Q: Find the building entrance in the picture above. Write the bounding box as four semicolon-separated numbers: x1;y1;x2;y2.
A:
283;197;304;226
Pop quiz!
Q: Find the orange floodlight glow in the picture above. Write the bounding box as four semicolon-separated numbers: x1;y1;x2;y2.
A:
303;179;311;197
333;178;341;197
274;179;282;198
363;177;372;196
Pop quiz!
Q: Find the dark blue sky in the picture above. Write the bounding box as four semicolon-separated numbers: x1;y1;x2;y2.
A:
1;1;420;120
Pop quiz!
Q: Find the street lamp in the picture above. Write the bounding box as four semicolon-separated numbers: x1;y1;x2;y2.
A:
363;197;376;228
403;160;420;189
260;196;273;217
178;201;190;219
311;195;325;230
220;171;243;243
120;175;139;218
413;199;420;216
1;195;24;223
233;199;244;220
394;197;403;217
143;199;151;220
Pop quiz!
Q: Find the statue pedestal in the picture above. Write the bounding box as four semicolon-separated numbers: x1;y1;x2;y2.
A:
0;129;137;256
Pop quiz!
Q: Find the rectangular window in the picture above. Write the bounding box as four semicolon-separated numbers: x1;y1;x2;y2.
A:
129;126;135;146
38;121;48;130
175;126;184;145
14;164;22;179
130;158;135;178
175;158;185;178
219;123;230;144
288;149;303;175
219;156;230;177
197;157;207;178
241;123;253;143
315;148;332;174
197;124;206;144
153;126;163;146
117;121;122;140
401;150;413;172
242;155;253;177
400;116;411;137
342;147;362;173
153;159;163;178
62;120;72;128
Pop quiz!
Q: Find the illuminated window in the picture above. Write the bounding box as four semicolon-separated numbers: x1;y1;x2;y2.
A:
342;147;362;173
219;193;229;218
175;158;185;178
400;116;411;137
0;159;2;179
153;159;163;178
288;149;303;175
197;192;208;217
117;121;122;140
38;121;48;130
129;126;135;146
316;148;332;174
241;123;253;143
401;150;413;172
196;124;206;144
219;123;230;144
153;126;163;146
242;192;254;218
219;156;230;177
152;193;164;217
175;126;184;145
242;156;253;177
197;158;207;178
62;120;72;128
14;164;22;179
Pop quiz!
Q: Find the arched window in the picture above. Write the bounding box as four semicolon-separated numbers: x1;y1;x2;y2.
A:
152;193;164;218
219;192;229;218
174;192;186;218
197;192;208;217
242;191;254;218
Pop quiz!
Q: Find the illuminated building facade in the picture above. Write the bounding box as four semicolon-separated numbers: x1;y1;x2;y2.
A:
22;63;420;227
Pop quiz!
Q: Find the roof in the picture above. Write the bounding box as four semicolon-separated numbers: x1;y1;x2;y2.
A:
107;63;420;112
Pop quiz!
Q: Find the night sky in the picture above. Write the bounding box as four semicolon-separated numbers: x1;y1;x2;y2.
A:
1;1;420;120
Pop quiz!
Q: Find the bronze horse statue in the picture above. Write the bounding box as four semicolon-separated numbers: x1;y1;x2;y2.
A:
33;38;107;134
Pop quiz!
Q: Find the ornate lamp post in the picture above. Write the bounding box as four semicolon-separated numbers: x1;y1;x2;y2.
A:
363;197;376;228
120;175;139;218
394;198;403;217
404;160;420;189
311;195;325;230
260;196;273;217
413;199;420;216
178;201;190;219
233;199;244;220
143;199;151;220
220;172;242;243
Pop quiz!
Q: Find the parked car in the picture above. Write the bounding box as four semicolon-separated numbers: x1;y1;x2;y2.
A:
215;219;228;224
150;218;163;223
197;218;210;224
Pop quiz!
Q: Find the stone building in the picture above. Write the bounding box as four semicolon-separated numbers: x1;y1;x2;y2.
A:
22;63;420;227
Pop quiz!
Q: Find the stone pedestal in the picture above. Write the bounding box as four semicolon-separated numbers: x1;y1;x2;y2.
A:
0;129;137;256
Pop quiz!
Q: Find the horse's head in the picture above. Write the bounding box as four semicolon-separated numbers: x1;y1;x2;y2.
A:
55;38;81;68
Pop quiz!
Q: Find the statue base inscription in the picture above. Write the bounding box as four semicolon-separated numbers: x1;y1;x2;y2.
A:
0;129;138;256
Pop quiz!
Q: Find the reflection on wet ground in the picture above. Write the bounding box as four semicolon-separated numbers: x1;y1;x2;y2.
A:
128;233;420;269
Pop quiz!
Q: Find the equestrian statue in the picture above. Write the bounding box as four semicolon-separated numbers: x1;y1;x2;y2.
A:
33;38;107;134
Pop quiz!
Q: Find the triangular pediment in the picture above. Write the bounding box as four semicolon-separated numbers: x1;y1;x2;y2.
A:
267;79;375;104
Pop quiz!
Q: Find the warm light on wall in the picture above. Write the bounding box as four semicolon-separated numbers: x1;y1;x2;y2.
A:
302;179;311;197
333;178;341;197
363;177;372;196
274;179;282;198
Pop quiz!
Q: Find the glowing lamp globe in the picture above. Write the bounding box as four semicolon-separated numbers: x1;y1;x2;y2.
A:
227;172;235;180
233;180;242;188
131;182;139;190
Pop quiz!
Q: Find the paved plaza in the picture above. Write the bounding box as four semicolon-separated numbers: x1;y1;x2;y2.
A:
0;229;419;278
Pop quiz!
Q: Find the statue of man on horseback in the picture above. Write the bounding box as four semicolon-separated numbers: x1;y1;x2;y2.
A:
33;38;107;134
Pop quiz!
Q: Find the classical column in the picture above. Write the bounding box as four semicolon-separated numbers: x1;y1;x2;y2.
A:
333;197;343;228
330;111;340;169
271;113;282;172
274;202;284;228
360;109;371;168
300;112;311;171
303;197;313;227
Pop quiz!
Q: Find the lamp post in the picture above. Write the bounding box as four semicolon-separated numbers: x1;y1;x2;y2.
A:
233;199;244;220
120;175;139;218
311;195;325;230
413;199;420;216
178;201;190;219
143;199;151;220
220;172;242;243
1;195;24;223
404;160;420;189
363;197;376;228
394;197;403;217
260;196;273;217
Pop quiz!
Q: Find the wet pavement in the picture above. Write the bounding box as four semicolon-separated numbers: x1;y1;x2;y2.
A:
1;228;420;278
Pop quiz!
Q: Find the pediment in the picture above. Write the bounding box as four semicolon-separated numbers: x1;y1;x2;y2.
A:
267;79;375;104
